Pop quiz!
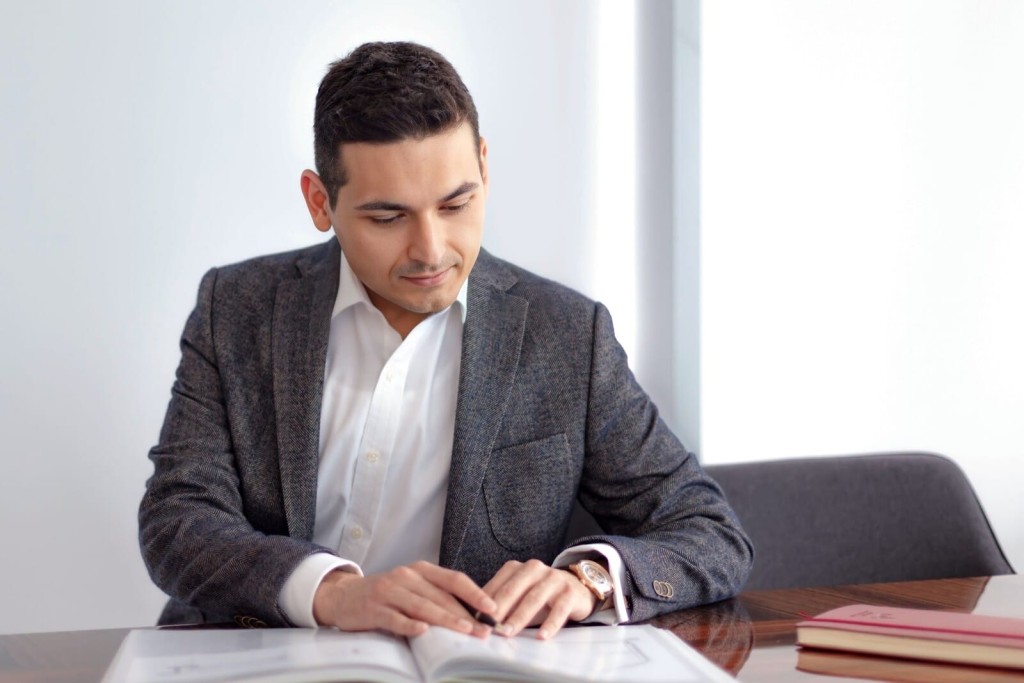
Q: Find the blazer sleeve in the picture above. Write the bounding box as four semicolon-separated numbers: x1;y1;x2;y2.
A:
138;268;330;627
575;303;753;622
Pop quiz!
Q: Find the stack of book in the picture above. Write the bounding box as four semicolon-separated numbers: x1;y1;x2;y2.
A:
797;604;1024;674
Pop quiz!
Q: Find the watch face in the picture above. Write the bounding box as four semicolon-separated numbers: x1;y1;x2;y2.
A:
582;562;611;589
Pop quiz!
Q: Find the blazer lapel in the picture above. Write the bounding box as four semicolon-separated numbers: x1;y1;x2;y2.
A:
273;239;340;540
440;251;528;566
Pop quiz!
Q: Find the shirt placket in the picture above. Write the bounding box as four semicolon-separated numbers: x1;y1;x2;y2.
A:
338;341;414;564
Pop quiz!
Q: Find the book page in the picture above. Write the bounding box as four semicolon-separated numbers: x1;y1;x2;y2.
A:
973;577;1024;620
102;628;420;683
409;624;735;683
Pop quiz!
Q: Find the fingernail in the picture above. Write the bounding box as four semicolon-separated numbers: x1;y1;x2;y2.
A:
495;623;514;637
538;628;550;640
457;619;473;632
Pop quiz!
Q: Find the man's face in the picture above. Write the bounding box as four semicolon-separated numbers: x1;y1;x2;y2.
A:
303;122;487;335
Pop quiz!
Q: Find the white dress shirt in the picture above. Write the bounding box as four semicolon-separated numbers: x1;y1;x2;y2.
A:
279;250;627;626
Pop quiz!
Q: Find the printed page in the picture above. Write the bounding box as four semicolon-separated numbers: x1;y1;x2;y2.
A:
102;628;421;683
409;624;735;683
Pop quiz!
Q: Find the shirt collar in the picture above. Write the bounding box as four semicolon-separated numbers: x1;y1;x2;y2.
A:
333;249;468;324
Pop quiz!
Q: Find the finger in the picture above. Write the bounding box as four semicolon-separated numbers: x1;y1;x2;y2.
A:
480;563;524;625
536;588;576;640
377;605;431;638
468;620;493;639
378;572;476;635
481;559;523;595
500;575;561;636
415;562;498;617
488;559;550;622
335;586;434;636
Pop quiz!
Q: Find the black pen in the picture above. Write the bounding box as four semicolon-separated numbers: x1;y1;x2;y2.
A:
455;597;500;628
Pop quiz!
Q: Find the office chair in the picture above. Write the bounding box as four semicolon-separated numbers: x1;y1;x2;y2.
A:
703;452;1014;590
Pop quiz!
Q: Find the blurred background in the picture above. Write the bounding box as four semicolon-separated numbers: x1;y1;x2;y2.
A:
1;0;1021;634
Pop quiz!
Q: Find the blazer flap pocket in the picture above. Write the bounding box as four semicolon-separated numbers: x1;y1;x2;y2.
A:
483;433;576;553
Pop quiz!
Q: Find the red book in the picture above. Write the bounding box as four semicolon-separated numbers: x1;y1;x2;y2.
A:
796;604;1024;670
797;649;1024;683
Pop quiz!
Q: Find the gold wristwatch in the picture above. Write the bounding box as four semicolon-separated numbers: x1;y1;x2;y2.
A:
568;559;614;613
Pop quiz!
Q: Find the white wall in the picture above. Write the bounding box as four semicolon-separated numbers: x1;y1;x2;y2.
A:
0;0;643;634
701;1;1024;569
8;0;1017;636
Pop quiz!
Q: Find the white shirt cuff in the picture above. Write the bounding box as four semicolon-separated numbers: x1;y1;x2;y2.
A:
279;553;363;627
553;543;629;625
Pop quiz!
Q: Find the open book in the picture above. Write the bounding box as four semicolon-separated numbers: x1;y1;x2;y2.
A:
102;624;734;683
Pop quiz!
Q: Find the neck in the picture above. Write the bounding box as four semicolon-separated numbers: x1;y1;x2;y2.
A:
366;290;429;339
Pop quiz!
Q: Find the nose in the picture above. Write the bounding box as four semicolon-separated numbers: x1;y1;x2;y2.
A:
408;213;446;265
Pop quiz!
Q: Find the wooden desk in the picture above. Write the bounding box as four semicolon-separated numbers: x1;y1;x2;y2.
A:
649;574;1024;681
1;575;1021;682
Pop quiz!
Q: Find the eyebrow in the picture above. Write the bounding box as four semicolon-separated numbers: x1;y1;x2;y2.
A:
353;181;479;212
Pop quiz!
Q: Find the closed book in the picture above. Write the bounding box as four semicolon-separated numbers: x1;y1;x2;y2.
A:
797;648;1024;682
797;604;1024;671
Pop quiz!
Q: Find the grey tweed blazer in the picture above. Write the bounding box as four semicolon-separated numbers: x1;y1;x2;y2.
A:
140;239;752;627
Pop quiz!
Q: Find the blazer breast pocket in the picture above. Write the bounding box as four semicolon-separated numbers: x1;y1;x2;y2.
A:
483;433;577;555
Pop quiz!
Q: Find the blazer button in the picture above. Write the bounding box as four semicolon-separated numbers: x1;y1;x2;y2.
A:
652;580;675;599
234;615;268;628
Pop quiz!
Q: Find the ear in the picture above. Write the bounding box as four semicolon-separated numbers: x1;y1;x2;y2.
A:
300;170;334;233
478;137;489;191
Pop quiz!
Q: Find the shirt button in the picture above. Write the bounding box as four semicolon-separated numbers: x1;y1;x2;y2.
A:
350;526;364;539
384;369;396;383
366;449;380;463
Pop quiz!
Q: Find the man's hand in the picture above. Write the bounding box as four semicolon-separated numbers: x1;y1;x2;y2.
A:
313;561;498;638
483;559;598;640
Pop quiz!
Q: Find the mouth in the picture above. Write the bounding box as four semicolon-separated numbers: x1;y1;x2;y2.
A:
401;266;454;287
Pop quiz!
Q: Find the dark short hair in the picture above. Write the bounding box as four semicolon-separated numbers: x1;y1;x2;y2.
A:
313;41;480;207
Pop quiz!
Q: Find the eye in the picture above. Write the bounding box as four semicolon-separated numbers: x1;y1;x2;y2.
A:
442;200;472;214
368;214;402;225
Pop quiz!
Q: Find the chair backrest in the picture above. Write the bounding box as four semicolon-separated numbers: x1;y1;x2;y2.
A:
704;452;1014;591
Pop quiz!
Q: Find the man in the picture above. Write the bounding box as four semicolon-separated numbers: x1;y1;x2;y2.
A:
140;41;752;640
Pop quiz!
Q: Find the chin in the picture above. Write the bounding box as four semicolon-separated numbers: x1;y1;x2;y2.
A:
413;295;458;316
